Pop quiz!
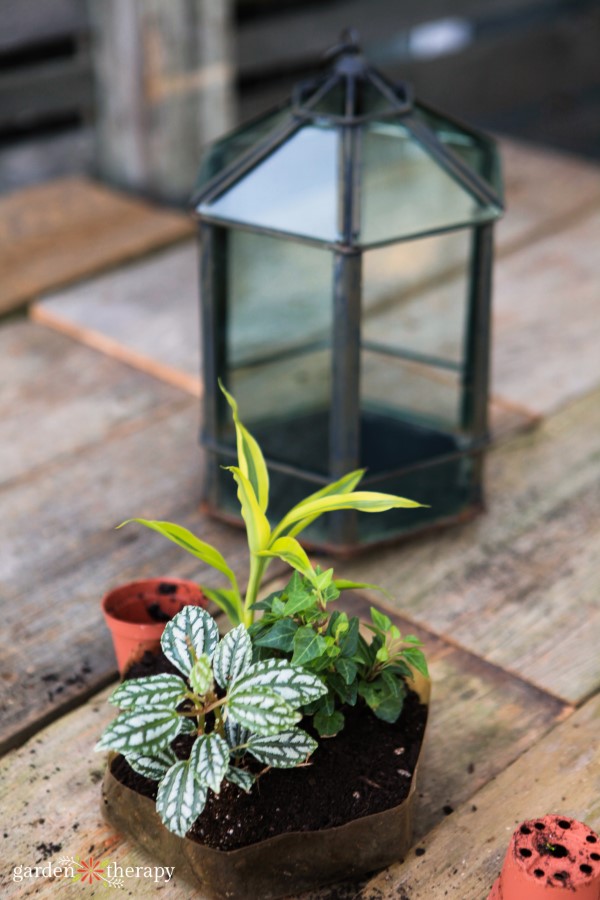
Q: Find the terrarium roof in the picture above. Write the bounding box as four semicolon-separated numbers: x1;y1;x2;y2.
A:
193;36;503;250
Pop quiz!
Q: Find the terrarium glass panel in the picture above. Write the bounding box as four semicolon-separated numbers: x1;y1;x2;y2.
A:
204;125;339;242
217;228;333;480
194;105;292;195
360;121;494;245
362;230;472;365
413;103;503;200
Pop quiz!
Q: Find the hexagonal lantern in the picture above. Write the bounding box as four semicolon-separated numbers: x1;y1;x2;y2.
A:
192;35;503;553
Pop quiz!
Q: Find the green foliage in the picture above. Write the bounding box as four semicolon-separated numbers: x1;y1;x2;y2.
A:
96;606;325;837
108;388;429;758
249;570;429;737
118;384;424;626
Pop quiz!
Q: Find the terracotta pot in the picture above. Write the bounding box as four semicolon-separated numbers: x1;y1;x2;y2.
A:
488;815;600;899
102;578;208;675
101;672;430;900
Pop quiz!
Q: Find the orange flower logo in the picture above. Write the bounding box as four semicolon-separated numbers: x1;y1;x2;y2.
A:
75;857;106;884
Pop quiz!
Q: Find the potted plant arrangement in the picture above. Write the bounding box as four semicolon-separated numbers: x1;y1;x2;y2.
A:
97;385;431;899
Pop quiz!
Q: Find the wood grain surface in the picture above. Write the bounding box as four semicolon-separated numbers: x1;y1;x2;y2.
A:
0;596;568;898
357;692;600;900
0;177;193;314
326;386;600;705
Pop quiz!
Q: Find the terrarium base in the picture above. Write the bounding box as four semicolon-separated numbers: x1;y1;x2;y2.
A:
101;673;430;899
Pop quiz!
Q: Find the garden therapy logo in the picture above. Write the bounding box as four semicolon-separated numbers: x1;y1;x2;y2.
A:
11;855;174;888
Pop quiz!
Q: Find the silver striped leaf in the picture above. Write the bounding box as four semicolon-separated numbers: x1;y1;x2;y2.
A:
212;624;252;690
227;686;301;736
109;674;187;710
189;732;229;794
160;606;220;677
95;707;182;754
246;728;317;768
124;746;179;780
229;658;327;708
225;766;255;793
156;760;207;837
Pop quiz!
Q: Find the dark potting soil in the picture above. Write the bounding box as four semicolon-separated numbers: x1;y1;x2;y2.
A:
112;651;427;852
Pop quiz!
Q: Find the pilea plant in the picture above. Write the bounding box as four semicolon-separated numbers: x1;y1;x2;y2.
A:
250;569;428;736
120;382;424;628
96;606;326;836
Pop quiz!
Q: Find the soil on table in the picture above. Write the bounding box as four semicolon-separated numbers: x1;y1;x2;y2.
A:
111;650;428;852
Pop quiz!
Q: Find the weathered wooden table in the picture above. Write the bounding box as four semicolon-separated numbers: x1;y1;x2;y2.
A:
1;139;599;898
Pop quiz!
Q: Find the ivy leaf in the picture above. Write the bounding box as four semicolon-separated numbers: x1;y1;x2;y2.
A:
225;766;255;793
313;709;345;737
95;707;182;754
359;674;406;724
246;729;317;767
124;747;179;781
253;618;298;653
230;658;327;707
160;606;220;677
109;674;187;710
156;761;207;837
212;624;252;690
282;587;317;618
292;626;328;667
227;688;300;736
190;732;230;794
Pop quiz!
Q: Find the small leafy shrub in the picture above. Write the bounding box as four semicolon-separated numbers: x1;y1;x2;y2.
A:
97;606;326;836
250;569;428;736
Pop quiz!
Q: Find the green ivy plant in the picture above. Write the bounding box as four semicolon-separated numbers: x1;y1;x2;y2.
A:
120;382;425;627
96;606;326;837
250;569;428;736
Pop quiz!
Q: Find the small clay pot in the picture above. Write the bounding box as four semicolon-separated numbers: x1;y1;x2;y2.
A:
102;672;430;899
102;578;207;675
488;815;600;899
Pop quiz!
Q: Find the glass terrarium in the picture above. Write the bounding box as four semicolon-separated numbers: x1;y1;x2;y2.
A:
192;35;503;552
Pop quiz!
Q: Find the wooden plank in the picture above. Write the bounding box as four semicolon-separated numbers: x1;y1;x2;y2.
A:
0;596;567;896
31;242;203;397
0;56;93;130
0;320;191;486
0;0;87;53
88;0;235;202
0;395;260;751
0;177;193;314
357;692;600;900
323;385;600;705
0;127;93;194
493;209;600;415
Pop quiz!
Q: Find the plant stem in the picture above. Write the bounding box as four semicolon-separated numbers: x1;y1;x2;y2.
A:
243;556;269;625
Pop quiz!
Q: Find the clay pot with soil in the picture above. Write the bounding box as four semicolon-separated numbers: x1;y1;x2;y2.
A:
102;578;207;674
488;815;600;899
96;386;429;897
